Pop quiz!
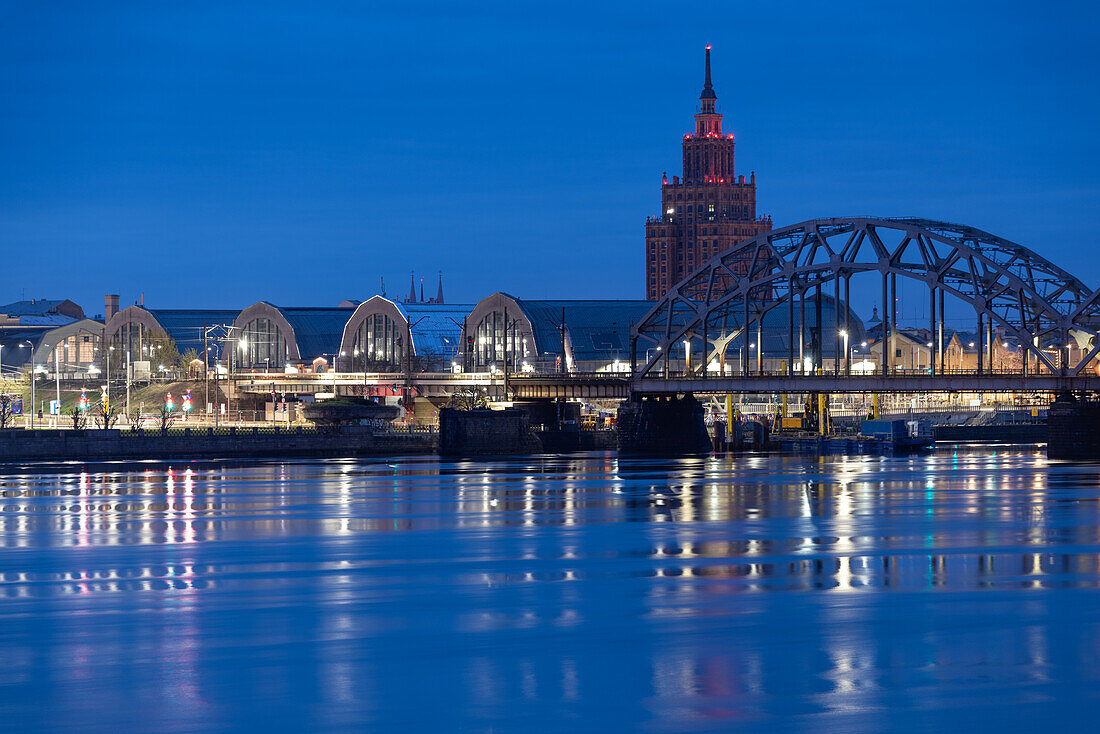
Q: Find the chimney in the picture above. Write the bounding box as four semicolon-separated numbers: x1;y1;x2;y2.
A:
105;294;120;322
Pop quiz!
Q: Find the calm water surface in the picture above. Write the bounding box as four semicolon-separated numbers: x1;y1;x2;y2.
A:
1;447;1099;732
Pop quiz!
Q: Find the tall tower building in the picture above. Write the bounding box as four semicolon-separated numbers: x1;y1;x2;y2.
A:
645;46;772;300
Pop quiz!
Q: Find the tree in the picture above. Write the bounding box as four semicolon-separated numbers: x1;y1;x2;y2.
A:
94;405;120;430
69;406;87;430
135;333;181;377
452;386;489;411
0;394;13;429
179;348;200;369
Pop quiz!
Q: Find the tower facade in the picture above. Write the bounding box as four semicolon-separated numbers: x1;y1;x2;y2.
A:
645;46;772;300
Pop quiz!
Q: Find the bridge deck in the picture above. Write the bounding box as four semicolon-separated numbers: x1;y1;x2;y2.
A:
227;370;1099;398
630;373;1100;394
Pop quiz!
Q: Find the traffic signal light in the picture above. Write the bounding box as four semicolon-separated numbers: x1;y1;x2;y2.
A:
165;392;174;411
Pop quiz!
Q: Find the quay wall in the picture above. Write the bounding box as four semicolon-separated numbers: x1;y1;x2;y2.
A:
618;395;710;455
535;429;616;453
1048;395;1100;460
933;424;1045;443
439;408;543;456
0;426;435;463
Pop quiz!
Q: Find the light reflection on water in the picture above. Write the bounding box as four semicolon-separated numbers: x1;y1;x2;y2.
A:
1;446;1099;732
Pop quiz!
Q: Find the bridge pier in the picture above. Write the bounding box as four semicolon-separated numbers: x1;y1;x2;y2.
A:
1048;392;1100;460
617;394;710;455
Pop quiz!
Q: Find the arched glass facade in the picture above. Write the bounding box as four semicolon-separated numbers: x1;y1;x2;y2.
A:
345;314;402;374
108;321;179;377
474;310;527;370
110;321;165;361
239;318;290;370
350;313;402;370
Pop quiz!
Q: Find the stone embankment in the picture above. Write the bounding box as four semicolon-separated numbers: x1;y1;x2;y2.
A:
438;408;543;456
617;395;711;454
0;426;435;463
1048;394;1100;460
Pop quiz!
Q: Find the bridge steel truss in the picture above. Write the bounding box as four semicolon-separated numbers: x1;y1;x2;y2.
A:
632;217;1100;387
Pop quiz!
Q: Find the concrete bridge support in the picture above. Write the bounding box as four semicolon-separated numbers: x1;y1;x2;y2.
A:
438;407;543;456
1047;392;1100;460
617;394;711;455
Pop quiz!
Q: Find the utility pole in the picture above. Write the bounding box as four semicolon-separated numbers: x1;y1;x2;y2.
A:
29;347;35;429
502;307;509;401
126;350;131;421
404;323;411;420
559;307;567;374
214;359;219;429
54;348;60;426
203;322;209;420
404;316;428;421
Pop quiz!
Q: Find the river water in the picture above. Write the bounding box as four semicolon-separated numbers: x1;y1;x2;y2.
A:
0;447;1098;732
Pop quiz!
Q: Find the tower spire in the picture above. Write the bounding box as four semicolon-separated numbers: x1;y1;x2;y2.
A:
703;45;713;95
435;271;444;304
699;45;716;109
694;45;720;133
408;271;416;303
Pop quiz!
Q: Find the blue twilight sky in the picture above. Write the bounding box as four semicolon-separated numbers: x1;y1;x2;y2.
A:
2;0;1098;321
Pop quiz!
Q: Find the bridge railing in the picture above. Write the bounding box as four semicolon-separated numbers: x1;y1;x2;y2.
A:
635;368;1084;379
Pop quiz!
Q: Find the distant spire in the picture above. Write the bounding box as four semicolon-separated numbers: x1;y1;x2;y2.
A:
408;271;416;303
419;277;424;303
435;271;444;304
380;276;386;297
700;45;716;101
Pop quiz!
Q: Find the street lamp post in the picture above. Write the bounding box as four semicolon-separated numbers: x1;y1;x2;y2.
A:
839;329;849;376
54;348;60;425
28;344;35;429
126;349;131;421
19;341;40;429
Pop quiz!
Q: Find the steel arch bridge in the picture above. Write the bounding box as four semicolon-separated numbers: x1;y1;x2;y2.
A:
631;217;1100;391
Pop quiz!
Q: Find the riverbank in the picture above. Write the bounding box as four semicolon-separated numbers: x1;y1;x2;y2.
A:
0;425;435;462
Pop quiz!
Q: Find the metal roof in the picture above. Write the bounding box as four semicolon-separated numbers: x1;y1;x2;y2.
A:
395;303;471;359
0;299;79;317
147;309;240;354
15;314;76;327
755;295;867;358
514;300;653;363
0;328;50;371
277;307;355;360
